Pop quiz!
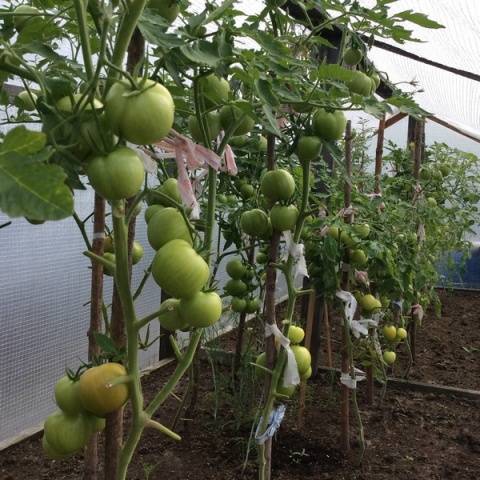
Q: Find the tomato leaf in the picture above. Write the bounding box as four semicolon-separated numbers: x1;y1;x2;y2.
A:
261;104;282;138
0;127;73;220
254;79;279;108
394;10;444;29
1;125;46;154
180;40;226;67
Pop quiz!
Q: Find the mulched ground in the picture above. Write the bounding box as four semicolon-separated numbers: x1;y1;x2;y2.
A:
0;290;479;479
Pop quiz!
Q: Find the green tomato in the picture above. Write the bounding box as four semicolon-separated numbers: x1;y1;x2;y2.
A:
288;325;305;344
106;79;174;145
178;291;222;328
147;207;192;250
79;363;129;417
347;71;374;96
231;297;247;313
370;72;381;89
312;109;346;141
383;325;397;341
226;258;246;279
16;90;37;111
270;204;299;232
353;223;370;239
383;351;396;365
188;112;221;143
242;267;255;282
148;0;179;22
144;204;164;223
13;5;39;31
291;345;311;375
396;327;408;341
54;376;83;416
277;381;296;398
227;194;238;205
296;136;322;163
240;209;270;237
132;241;144;265
260;169;295;202
301;366;312;381
224;279;248;297
56;94;103;113
239;183;255;199
219;102;255;136
439;164;450;177
86;147;145;201
256;135;268;152
198;74;230;107
327;226;340;240
158;298;189;331
103;252;116;276
42;434;67;460
350;248;368;266
229;135;248;147
359;294;382;313
150;178;182;206
152;239;209;298
44;411;91;455
343;48;363;66
245;297;261;313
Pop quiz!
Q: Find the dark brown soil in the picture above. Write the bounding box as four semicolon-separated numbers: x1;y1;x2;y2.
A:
1;290;479;480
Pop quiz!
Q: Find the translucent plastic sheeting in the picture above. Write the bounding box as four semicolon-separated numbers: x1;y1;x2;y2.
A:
0;188;162;446
361;0;480;138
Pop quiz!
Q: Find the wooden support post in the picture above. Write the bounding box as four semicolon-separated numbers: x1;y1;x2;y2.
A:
340;120;353;453
323;301;333;368
261;133;280;480
366;114;386;405
84;194;105;480
409;118;425;365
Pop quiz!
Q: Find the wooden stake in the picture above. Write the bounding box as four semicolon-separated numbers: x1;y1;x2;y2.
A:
261;133;280;480
323;301;333;368
340;120;353;452
84;194;105;480
366;114;386;405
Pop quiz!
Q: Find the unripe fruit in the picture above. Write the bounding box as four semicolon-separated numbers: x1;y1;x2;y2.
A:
288;325;305;344
383;325;397;341
383;351;396;365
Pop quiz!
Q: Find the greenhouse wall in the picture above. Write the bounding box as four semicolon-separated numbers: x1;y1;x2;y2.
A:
0;186;289;448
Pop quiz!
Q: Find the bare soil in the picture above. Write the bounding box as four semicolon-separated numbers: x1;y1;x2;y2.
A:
0;290;479;480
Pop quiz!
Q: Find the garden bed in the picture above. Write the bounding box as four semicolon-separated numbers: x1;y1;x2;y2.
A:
0;364;478;479
1;290;479;479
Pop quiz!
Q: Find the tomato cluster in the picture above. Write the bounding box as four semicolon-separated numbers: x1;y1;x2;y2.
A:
254;326;312;398
42;363;128;458
224;258;261;314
